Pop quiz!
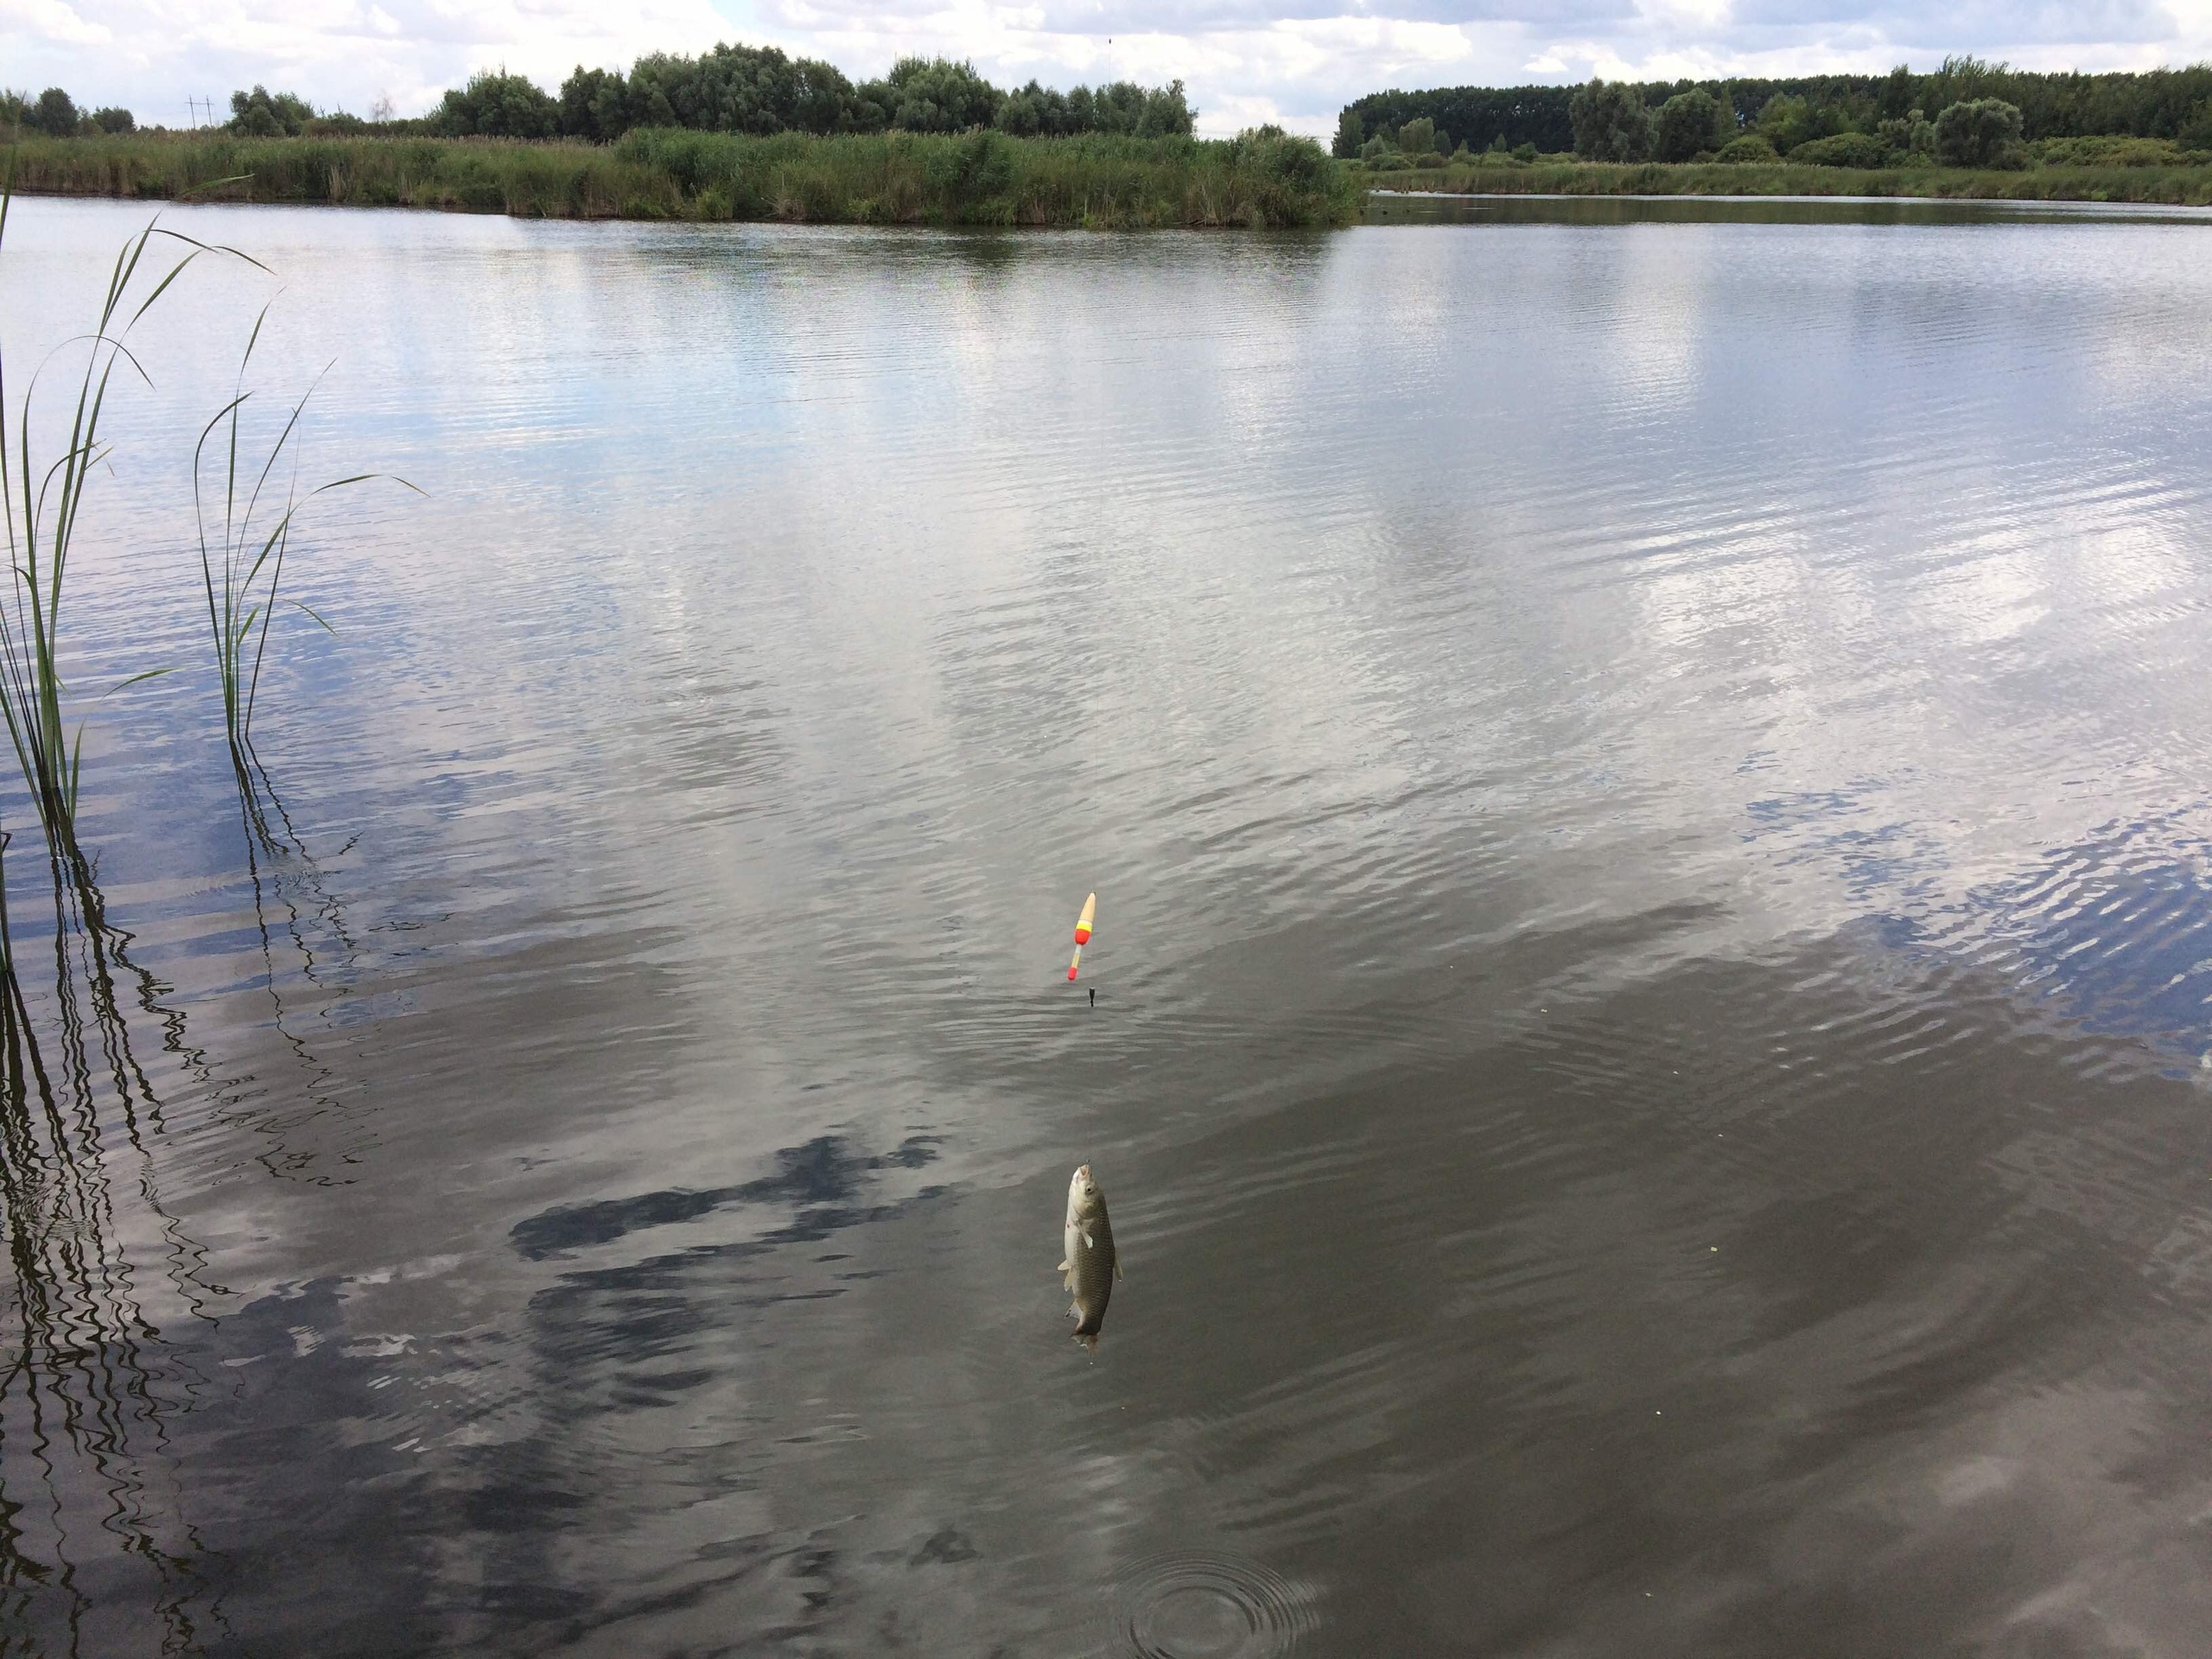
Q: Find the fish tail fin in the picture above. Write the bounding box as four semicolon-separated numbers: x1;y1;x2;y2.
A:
1078;1333;1097;1353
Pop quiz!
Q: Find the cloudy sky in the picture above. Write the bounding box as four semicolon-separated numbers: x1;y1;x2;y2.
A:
8;0;2211;137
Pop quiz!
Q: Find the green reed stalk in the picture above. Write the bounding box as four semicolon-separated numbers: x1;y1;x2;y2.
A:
194;321;410;771
0;161;264;852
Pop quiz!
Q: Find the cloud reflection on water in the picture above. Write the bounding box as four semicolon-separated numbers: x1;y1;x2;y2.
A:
3;200;2212;1652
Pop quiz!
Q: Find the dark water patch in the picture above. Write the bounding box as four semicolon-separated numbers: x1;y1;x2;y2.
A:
509;1132;943;1260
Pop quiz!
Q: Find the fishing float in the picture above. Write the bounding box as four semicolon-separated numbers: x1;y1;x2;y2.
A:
1069;892;1096;981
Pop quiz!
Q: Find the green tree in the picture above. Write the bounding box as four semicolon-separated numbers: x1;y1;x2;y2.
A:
1752;93;1817;153
1568;79;1653;162
2177;98;2212;150
430;71;559;138
30;87;79;136
997;79;1191;138
558;66;633;142
1934;98;2025;167
1333;107;1363;157
228;86;313;136
1878;64;1916;119
622;42;867;136
1877;109;1936;161
90;105;135;133
862;57;1000;132
1654;88;1731;162
996;80;1069;137
1398;114;1438;156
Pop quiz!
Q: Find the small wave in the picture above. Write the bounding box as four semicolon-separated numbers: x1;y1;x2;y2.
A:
1110;1551;1317;1658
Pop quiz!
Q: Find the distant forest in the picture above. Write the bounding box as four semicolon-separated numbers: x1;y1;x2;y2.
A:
1338;60;2212;156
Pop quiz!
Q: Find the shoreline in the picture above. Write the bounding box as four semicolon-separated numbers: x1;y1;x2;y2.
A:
1348;157;2212;207
2;130;1358;230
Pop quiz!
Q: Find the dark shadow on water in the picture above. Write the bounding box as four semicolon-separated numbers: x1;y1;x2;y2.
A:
510;1132;942;1260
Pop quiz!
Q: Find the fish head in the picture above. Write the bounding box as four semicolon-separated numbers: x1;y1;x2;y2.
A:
1068;1164;1103;1214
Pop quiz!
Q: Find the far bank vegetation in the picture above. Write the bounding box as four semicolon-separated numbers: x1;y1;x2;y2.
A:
5;128;1356;230
3;46;1350;229
1338;59;2212;203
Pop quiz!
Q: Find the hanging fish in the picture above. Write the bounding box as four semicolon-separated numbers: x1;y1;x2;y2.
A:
1058;1164;1122;1351
1069;892;1096;982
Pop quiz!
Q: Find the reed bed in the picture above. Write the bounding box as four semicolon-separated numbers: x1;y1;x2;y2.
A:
1353;156;2212;205
8;128;1361;228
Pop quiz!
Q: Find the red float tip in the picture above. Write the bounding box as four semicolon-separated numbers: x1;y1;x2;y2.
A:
1068;965;1079;981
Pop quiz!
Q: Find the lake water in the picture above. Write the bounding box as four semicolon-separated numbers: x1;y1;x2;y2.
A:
5;194;2212;1656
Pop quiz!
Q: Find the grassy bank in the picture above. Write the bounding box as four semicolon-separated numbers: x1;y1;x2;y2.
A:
6;127;1358;228
1350;156;2212;205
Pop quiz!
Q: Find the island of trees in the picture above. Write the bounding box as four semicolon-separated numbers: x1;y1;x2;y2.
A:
0;49;1347;230
1334;59;2212;198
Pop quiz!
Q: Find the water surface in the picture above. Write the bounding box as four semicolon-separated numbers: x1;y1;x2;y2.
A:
5;198;2212;1656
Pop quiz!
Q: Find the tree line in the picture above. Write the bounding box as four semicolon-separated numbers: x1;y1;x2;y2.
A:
2;87;136;136
1337;59;2212;161
6;46;1193;146
440;50;1192;142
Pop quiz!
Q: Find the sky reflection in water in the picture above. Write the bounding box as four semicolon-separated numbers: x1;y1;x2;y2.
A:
3;198;2212;1656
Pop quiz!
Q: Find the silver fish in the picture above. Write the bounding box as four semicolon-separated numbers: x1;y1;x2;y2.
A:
1059;1164;1122;1351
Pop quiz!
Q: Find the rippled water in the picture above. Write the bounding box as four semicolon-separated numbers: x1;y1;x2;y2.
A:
4;195;2212;1656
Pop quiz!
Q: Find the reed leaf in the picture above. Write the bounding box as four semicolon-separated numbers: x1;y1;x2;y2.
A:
194;340;416;768
0;158;269;854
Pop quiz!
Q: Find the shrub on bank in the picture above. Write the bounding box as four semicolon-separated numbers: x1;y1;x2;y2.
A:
1789;131;1892;168
1714;135;1781;163
2033;134;2199;167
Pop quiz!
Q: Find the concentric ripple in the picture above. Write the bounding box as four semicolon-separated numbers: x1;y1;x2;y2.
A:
1111;1552;1318;1659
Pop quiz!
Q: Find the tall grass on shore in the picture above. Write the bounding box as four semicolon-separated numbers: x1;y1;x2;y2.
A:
1350;155;2212;205
3;126;1361;228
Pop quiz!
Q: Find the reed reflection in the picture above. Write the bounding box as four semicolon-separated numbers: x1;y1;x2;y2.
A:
0;837;228;1656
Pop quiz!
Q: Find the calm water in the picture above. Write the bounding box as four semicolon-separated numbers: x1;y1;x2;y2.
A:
5;195;2212;1656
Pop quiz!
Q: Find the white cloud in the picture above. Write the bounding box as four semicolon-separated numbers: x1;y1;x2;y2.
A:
1;0;112;47
3;0;2208;137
